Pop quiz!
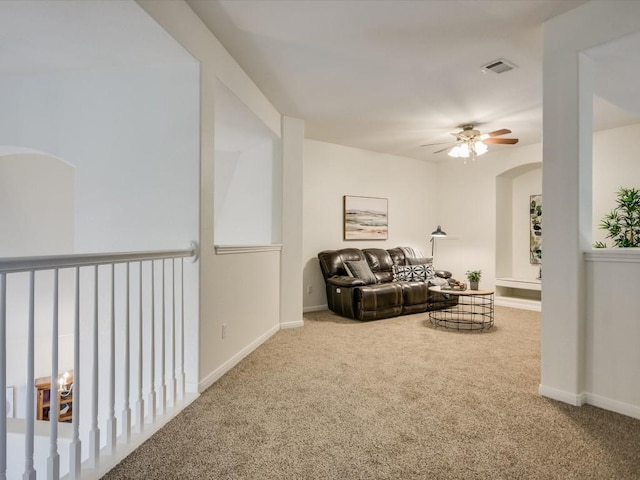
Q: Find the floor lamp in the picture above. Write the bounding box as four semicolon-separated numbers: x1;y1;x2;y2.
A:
430;225;447;256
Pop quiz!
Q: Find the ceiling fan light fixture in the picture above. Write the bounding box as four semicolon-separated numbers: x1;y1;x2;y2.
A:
474;141;488;155
435;124;519;161
448;145;462;158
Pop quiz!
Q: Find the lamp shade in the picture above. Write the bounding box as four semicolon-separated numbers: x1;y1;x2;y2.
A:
431;225;447;237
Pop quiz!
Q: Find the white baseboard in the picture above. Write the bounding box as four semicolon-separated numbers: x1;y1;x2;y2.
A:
538;384;586;406
584;392;640;420
303;304;328;313
539;384;640;420
280;319;304;329
495;296;541;312
198;323;280;392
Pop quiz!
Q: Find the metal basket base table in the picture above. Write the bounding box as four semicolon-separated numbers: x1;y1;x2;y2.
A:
428;286;494;331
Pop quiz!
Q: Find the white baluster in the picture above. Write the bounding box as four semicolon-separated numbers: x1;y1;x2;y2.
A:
148;261;156;421
171;259;177;405
0;273;6;480
106;265;116;454
121;262;131;441
135;262;144;433
47;269;60;480
88;266;100;468
179;259;185;398
159;260;166;414
24;271;36;479
69;267;81;479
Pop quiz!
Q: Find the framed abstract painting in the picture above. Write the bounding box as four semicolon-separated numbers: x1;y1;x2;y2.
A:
343;195;388;240
530;194;542;264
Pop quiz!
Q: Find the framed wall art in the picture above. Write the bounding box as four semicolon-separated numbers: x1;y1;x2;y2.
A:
343;195;388;240
530;194;542;264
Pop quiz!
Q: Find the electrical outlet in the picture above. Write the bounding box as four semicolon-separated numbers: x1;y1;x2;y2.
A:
306;285;313;294
222;323;227;339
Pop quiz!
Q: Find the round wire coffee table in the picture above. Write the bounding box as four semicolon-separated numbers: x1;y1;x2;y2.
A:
428;286;494;331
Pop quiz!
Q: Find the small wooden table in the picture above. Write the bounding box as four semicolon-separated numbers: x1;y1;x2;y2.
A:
428;286;494;331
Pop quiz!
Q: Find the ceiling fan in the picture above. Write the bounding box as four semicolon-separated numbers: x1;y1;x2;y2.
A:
422;124;519;161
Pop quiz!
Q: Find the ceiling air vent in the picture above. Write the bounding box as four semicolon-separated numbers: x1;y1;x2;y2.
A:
481;58;516;74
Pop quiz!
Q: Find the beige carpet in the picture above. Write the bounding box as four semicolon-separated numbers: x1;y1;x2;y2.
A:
104;307;640;479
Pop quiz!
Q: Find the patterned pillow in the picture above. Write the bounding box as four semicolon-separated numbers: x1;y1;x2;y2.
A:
393;264;435;282
344;260;377;285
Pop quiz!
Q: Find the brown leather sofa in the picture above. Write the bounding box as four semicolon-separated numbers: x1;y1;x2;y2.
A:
317;247;457;321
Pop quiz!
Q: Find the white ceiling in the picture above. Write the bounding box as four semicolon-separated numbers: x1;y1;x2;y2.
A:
188;0;640;161
0;0;637;162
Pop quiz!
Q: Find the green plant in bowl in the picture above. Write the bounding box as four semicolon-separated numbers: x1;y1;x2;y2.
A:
466;270;482;290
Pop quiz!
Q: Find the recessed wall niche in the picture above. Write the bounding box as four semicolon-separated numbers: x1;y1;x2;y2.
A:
495;162;542;308
214;80;281;246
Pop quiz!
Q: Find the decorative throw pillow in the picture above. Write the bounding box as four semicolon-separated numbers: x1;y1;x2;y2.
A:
392;264;412;281
407;257;434;266
344;260;377;285
393;263;435;282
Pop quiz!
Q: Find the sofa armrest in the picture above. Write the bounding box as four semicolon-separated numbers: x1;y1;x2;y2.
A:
327;275;366;287
435;270;452;279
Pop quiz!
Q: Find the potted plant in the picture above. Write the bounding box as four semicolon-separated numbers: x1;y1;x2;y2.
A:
465;270;482;290
594;187;640;248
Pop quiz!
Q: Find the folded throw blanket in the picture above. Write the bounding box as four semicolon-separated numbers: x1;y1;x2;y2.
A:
399;246;425;259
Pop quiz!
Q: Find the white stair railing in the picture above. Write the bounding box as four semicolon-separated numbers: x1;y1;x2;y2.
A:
0;243;198;479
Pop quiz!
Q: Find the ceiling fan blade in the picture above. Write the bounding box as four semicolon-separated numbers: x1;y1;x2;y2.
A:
486;128;512;137
433;145;454;154
482;138;519;145
420;141;456;147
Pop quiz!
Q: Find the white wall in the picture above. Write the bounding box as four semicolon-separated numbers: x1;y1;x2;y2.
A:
0;63;200;253
215;141;275;245
0;152;74;256
303;139;439;310
435;143;542;289
280;117;304;328
138;0;293;392
585;251;640;418
541;0;640;412
214;79;280;246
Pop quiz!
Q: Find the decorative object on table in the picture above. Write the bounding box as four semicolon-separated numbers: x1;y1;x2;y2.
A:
530;194;542;264
430;225;447;256
6;387;14;418
441;278;467;291
343;195;388;240
465;270;482;290
593;187;640;248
